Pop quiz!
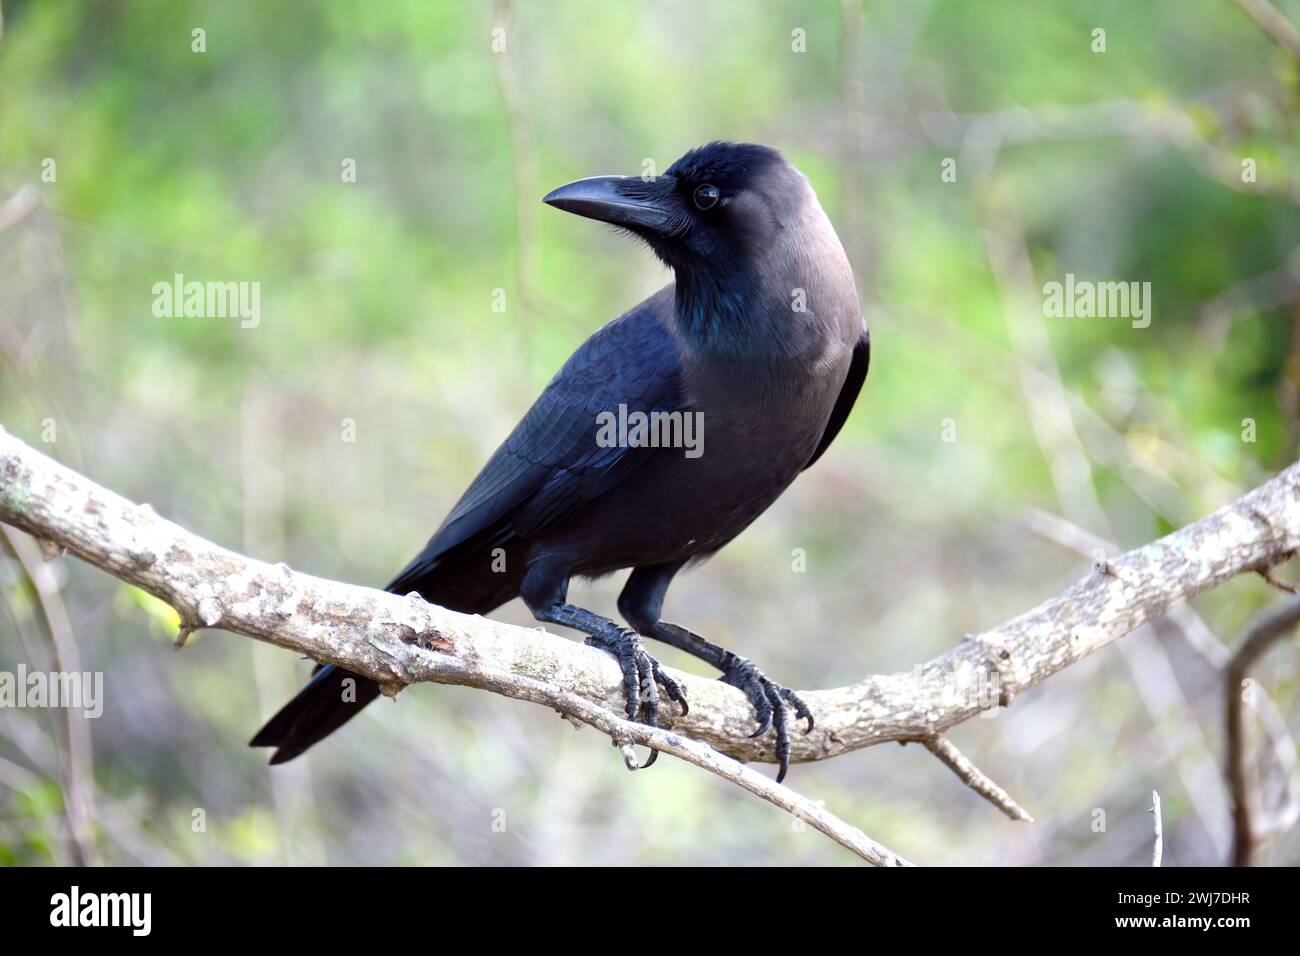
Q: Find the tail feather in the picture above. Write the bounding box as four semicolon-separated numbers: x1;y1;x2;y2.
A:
251;550;525;763
249;663;381;764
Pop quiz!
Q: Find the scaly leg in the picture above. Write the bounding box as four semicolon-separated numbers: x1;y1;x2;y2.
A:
522;560;687;768
619;563;813;782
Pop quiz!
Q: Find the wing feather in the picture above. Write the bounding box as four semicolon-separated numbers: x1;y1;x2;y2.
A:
804;322;869;470
387;295;683;593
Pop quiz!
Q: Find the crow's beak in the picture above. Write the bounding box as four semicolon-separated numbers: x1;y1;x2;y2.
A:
542;175;680;235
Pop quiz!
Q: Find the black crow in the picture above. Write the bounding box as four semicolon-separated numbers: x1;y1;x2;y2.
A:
251;142;869;780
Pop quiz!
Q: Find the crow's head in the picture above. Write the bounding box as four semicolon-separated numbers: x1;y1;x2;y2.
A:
542;142;809;272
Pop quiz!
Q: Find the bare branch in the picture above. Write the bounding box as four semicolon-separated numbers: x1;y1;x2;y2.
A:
3;428;1300;861
0;184;39;234
0;524;98;866
919;735;1033;822
1258;566;1299;594
0;429;912;866
2;426;1299;761
1226;596;1300;866
1030;506;1300;864
1151;790;1163;867
983;182;1236;854
432;654;913;866
1236;0;1300;58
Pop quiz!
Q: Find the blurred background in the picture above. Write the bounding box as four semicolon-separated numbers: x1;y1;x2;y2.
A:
2;0;1300;866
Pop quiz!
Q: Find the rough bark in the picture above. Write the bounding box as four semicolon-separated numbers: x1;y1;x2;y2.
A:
2;428;1298;766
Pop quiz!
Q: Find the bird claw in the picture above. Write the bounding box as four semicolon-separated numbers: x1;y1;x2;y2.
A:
586;628;688;768
720;655;814;783
619;741;656;771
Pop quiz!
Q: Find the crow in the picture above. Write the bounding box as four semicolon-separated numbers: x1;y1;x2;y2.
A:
251;142;868;780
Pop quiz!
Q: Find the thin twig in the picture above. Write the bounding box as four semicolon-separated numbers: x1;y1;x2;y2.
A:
920;735;1033;822
409;647;911;866
0;184;38;234
0;524;98;866
0;754;40;797
1236;0;1300;58
1258;566;1299;594
1226;596;1300;866
1150;790;1163;867
1029;506;1300;858
983;183;1235;857
491;0;546;363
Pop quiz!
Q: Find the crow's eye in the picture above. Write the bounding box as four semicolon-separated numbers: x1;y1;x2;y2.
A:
693;183;720;211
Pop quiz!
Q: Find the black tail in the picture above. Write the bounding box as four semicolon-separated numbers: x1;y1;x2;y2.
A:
249;663;382;764
250;543;527;764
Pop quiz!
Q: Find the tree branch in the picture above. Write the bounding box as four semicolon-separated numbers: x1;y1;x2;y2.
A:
1226;595;1300;866
3;427;1300;861
919;735;1033;822
1151;790;1163;867
0;428;915;866
0;524;97;865
2;425;1299;762
1236;0;1300;59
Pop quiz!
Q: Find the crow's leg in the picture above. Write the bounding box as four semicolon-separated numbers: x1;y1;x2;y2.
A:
653;621;812;782
619;564;813;782
521;560;687;767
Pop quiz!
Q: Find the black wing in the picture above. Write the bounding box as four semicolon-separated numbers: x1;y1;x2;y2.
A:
804;322;869;470
387;293;684;593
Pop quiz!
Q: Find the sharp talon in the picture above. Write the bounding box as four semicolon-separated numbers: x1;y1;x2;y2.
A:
589;628;675;772
620;743;640;770
721;657;804;779
619;743;659;771
780;688;815;734
651;663;688;717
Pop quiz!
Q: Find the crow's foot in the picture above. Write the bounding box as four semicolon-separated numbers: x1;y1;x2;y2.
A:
720;655;813;782
586;627;688;769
